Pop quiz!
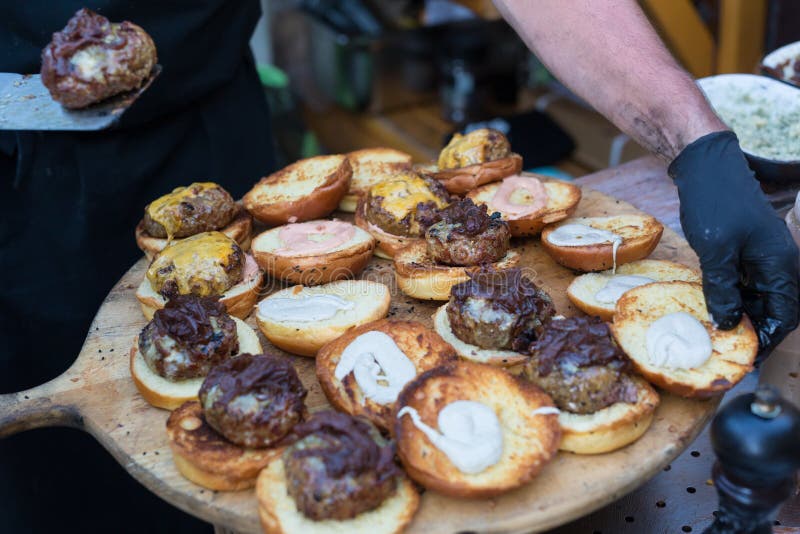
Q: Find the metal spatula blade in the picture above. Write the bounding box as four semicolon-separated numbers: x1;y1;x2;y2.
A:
0;65;161;131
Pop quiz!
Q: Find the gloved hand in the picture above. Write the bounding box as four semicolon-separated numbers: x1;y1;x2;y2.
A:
668;130;799;361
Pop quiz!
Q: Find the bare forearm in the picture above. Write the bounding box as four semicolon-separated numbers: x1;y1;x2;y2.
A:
494;0;727;161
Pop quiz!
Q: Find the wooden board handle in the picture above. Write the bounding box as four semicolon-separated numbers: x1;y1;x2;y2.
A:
0;381;83;438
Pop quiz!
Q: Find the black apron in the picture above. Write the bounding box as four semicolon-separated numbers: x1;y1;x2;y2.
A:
0;2;275;531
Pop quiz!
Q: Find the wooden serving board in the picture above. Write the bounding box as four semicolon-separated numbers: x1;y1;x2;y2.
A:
0;186;717;534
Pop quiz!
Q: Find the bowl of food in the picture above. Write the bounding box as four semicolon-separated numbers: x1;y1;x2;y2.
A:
761;40;800;88
698;73;800;184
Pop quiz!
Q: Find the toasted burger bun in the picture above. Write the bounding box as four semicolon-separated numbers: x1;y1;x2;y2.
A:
316;319;457;432
251;222;375;285
394;241;520;301
467;176;582;237
243;155;352;225
540;214;664;272
136;254;264;320
558;376;659;454
353;199;422;259
395;361;561;498
135;207;253;260
611;281;758;398
130;317;262;410
432;304;527;367
166;401;280;491
567;260;701;321
256;455;419;534
339;148;413;213
255;280;391;357
421;153;523;194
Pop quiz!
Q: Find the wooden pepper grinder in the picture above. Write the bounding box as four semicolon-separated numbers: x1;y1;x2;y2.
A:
704;384;800;533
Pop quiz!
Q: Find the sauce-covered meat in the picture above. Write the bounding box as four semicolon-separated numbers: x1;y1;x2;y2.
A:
447;267;555;350
139;295;238;380
40;8;157;109
525;316;638;414
199;354;307;448
424;198;510;265
283;411;399;521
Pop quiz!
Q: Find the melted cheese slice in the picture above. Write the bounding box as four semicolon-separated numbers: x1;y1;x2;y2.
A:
146;182;219;240
370;176;446;220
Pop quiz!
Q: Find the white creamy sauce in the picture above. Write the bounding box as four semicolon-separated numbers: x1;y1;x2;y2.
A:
547;224;624;272
257;294;354;323
70;48;104;80
335;331;416;405
594;275;655;304
398;401;503;474
531;406;561;416
646;312;713;369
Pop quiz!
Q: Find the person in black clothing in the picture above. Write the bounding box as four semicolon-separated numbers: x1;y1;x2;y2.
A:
0;2;274;532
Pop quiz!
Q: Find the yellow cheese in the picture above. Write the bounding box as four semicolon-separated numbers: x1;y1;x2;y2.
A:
371;175;447;219
145;182;219;240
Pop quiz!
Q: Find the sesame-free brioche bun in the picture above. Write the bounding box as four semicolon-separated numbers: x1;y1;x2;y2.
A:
166;401;280;491
135;254;264;320
611;281;758;398
466;176;582;237
135;207;253;260
394;361;561;498
251;221;375;285
567;259;701;321
243;155;352;225
255;280;391;357
557;376;659;454
256;454;420;534
541;214;664;272
394;241;520;301
421;153;523;195
353;199;421;260
130;317;262;410
339;148;413;213
432;303;527;367
316;319;457;432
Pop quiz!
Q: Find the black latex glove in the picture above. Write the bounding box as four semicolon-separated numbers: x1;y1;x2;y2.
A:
668;131;799;361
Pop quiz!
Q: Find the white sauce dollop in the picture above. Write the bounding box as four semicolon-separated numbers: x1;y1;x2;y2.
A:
646;312;713;369
335;331;416;405
547;223;624;272
398;401;503;474
594;275;655;304
257;294;354;323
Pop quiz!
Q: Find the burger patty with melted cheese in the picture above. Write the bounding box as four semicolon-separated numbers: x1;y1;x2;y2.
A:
364;174;449;237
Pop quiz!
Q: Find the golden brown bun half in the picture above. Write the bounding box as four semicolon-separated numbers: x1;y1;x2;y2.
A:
394;241;520;301
394;361;561;498
135;207;253;260
251;222;375;285
243;155;352;225
339;148;413;213
353;199;421;259
567;259;701;321
541;214;664;272
256;454;419;534
136;254;264;320
558;376;659;454
432;304;527;366
420;154;523;195
130;317;262;410
467;176;582;237
316;319;457;432
255;280;391;357
611;281;758;398
166;401;280;491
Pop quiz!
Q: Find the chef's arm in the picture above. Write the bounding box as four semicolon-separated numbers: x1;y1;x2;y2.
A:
492;0;726;161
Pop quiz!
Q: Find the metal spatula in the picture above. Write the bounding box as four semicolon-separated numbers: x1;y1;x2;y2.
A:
0;65;161;131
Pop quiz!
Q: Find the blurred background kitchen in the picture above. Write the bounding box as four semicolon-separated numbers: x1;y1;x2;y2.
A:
250;0;799;184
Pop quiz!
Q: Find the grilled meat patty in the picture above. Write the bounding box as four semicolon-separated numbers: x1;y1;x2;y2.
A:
143;182;237;239
283;411;399;521
437;128;512;169
424;198;510;266
447;267;555;350
364;173;449;237
139;295;238;380
41;8;157;109
524;316;639;414
199;353;307;448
